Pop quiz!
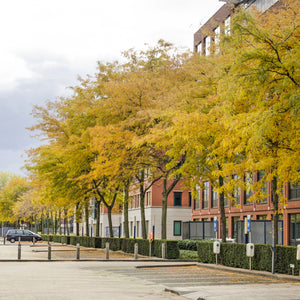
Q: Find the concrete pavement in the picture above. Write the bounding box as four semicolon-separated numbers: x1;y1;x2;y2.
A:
0;242;300;299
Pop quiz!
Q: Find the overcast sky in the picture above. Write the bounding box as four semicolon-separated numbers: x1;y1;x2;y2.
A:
0;0;224;176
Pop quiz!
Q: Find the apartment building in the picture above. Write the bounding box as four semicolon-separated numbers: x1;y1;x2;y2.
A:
81;178;191;240
194;0;280;55
122;179;191;240
192;0;300;246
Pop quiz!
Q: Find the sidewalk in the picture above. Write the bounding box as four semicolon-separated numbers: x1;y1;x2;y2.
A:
0;241;163;261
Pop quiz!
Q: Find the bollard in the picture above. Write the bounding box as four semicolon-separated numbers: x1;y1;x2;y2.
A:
134;243;138;260
33;237;35;245
3;237;5;245
18;242;21;260
105;242;109;260
162;243;166;259
76;243;80;260
48;243;51;260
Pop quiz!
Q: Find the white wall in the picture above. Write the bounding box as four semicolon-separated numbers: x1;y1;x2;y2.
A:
123;206;191;240
75;206;192;240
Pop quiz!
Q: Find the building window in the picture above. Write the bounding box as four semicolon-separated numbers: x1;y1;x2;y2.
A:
244;172;253;205
224;197;229;207
174;191;182;207
205;36;211;56
211;186;218;208
173;221;182;236
258;170;268;203
146;191;151;206
135;194;140;208
203;181;209;209
233;175;241;206
289;183;300;200
129;196;134;209
289;214;300;246
189;192;192;207
197;42;202;55
214;26;221;54
225;16;231;35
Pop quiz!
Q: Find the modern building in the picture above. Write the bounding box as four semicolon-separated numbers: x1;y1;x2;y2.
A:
80;178;192;240
192;0;300;246
194;0;280;55
122;178;191;240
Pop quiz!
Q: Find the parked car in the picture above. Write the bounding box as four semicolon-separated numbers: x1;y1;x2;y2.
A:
6;229;42;243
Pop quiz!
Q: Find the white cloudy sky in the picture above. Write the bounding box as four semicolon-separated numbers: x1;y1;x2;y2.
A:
0;0;224;175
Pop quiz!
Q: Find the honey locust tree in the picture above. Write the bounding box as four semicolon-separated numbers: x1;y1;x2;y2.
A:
27;84;100;236
122;42;191;240
0;175;32;225
156;51;238;242
89;41;190;239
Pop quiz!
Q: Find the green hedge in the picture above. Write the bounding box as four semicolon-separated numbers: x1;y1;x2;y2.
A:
41;235;180;259
178;239;198;251
197;241;300;275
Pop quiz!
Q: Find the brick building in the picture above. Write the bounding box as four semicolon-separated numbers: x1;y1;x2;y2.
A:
192;0;300;246
123;178;191;240
84;177;191;240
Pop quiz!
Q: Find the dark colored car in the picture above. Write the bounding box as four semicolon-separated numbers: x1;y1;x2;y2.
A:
6;229;42;243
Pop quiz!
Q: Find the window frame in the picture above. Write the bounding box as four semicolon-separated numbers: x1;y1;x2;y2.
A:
289;183;300;200
173;220;182;236
173;191;182;207
202;181;209;209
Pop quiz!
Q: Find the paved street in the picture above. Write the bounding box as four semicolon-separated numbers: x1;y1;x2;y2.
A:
0;242;300;299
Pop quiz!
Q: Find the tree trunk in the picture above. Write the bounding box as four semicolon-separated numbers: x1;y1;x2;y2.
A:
50;212;53;234
66;216;70;236
140;190;147;239
63;208;68;235
161;175;181;240
124;187;130;238
59;209;62;235
75;202;80;236
219;175;226;242
41;212;44;234
271;176;279;273
85;201;89;237
107;206;113;237
161;188;168;240
271;177;279;245
95;201;101;237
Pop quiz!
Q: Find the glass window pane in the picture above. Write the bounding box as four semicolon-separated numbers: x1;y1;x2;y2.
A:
174;221;182;236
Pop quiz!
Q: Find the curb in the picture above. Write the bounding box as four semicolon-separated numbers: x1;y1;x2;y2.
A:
196;262;300;282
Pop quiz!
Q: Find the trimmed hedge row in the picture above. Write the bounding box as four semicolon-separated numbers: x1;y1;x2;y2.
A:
41;235;179;259
197;241;300;275
178;239;198;251
41;235;298;274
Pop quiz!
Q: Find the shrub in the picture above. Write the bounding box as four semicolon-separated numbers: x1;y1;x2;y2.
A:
179;250;198;260
197;241;299;275
178;239;198;251
153;240;179;259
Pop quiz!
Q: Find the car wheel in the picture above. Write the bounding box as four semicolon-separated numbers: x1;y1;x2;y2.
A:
10;238;15;243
